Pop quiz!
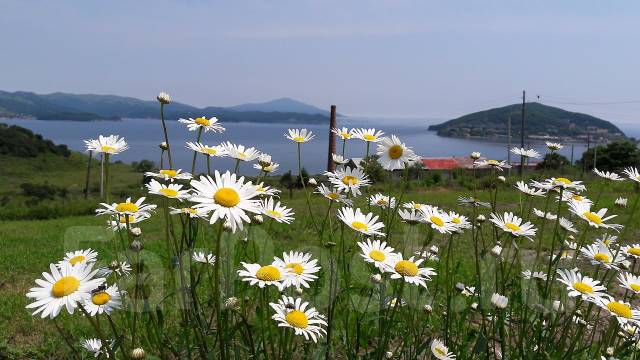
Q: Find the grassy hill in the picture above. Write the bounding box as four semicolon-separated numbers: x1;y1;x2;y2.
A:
428;102;626;141
0;90;330;123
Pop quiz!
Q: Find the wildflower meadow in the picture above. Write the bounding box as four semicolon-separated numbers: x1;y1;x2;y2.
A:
22;92;640;359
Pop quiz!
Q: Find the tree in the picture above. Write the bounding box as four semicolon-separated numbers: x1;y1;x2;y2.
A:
132;159;156;172
279;171;295;199
578;140;640;171
537;153;570;170
361;156;386;183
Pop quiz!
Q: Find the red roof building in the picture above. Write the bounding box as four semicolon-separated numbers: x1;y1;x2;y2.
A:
420;157;476;170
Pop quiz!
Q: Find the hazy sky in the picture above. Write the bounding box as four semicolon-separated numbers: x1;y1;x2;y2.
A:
3;1;640;123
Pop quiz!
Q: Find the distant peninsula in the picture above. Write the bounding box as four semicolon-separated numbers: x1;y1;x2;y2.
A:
428;102;626;142
0;90;334;124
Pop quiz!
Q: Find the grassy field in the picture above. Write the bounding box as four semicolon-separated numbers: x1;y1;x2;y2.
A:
2;157;639;359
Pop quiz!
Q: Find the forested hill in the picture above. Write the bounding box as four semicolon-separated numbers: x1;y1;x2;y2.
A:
428;102;625;141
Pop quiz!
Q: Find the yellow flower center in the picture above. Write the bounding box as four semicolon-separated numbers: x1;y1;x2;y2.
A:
51;276;80;298
203;148;217;155
369;250;386;261
573;282;593;294
119;215;135;224
327;192;340;200
572;195;583;201
430;216;445;227
115;202;139;213
256;265;281;281
627;248;640;257
594;252;610;263
69;255;86;265
631;284;640;292
607;301;632;319
505;223;521;232
266;210;283;219
293;136;306;142
92;291;111;305
413;203;421;209
376;199;388;206
341;132;351;138
159;169;178;177
101;145;116;153
363;134;377;141
342;175;359;186
583;212;602;225
452;218;461;224
185;208;198;214
351;221;369;232
555;177;572;185
285;263;304;275
395;260;418;277
214;188;240;207
194;117;211;126
487;160;499;165
388;145;404;159
285;310;309;328
159;188;179;197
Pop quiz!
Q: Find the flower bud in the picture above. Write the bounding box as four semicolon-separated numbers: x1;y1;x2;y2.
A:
130;227;142;237
385;351;393;359
497;176;506;183
253;214;264;225
308;178;318;186
476;214;486;223
157;91;171;104
470;151;481;160
225;297;240;310
130;239;143;252
491;245;503;257
423;304;433;313
159;142;168;150
370;274;382;284
130;348;146;359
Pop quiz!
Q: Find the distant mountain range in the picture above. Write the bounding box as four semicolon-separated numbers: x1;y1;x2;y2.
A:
0;90;335;123
428;102;626;141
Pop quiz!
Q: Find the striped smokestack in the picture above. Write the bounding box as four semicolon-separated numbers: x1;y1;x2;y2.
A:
327;105;337;172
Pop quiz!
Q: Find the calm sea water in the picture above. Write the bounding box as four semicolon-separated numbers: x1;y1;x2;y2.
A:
1;117;592;174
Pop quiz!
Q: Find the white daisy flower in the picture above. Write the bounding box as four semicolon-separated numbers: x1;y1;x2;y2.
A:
325;167;371;196
621;244;640;259
388;256;436;288
594;168;624;181
84;135;128;155
352;128;384;142
186;142;228;157
491;293;509;309
532;208;557;220
403;201;426;210
473;159;511;171
146;179;190;200
26;262;105;319
259;197;295;224
157;91;171;104
189;171;261;232
315;184;352;205
357;239;398;272
257;162;280;174
489;212;537;240
580;242;626;269
272;251;320;289
458;196;490;208
559;217;578;233
623;167;640;183
193;251;216;265
595;298;640;325
96;197;157;218
81;338;112;358
376;135;418;170
515;181;546;197
510;147;541;159
169;206;208;218
522;269;548;281
618;272;640;294
255;182;281;198
420;206;457;234
238;262;289;290
533;177;586;192
470;151;482;160
98;261;132;277
58;249;98;268
599;234;618;246
178;116;225;133
285;128;315;143
269;296;327;342
145;168;192;182
369;193;397;209
221;142;261;162
568;200;622;230
337;207;385;237
448;212;471;231
108;213;151;230
83;284;123;316
332;153;348;165
331;127;354;140
398;209;423;225
546;142;563;151
431;338;456;360
615;197;628;207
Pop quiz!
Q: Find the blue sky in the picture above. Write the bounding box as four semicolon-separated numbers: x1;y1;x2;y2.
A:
3;1;640;123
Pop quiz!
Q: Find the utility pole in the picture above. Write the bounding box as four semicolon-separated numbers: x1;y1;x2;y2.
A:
507;114;512;176
327;105;337;172
84;150;93;199
519;90;526;176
